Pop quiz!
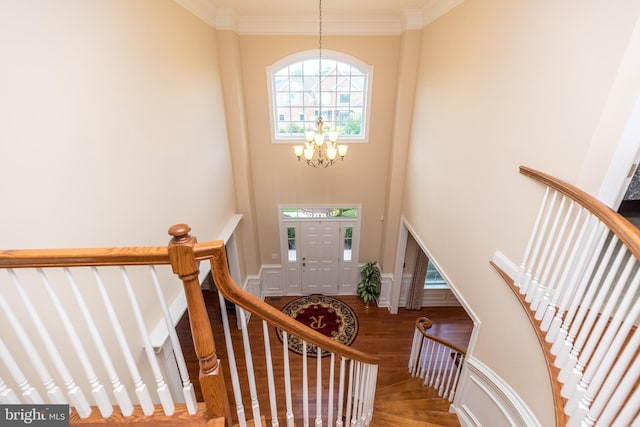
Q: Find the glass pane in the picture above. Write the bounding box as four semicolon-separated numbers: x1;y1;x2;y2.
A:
343;226;353;262
287;227;296;262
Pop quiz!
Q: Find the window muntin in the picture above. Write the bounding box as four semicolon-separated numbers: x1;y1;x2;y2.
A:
268;50;372;142
281;207;358;219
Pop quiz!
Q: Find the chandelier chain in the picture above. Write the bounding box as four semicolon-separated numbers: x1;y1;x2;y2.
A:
318;0;322;115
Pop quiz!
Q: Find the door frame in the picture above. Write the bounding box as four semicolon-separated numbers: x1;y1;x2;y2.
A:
278;205;362;295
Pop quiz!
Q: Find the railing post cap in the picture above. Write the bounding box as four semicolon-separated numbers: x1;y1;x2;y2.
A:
168;224;191;240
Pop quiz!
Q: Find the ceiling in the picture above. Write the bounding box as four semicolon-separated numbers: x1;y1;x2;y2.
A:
175;0;463;34
207;0;430;17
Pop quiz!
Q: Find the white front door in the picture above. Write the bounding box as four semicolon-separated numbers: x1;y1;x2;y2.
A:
301;221;340;294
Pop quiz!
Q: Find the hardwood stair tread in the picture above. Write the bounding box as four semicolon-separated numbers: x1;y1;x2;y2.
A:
70;403;225;426
371;411;459;427
376;398;453;413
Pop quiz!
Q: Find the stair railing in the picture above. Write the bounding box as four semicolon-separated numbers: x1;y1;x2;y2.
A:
408;317;466;402
189;226;380;427
0;224;380;426
0;227;219;424
493;166;640;427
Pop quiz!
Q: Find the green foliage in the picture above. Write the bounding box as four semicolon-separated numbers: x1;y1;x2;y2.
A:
357;261;381;305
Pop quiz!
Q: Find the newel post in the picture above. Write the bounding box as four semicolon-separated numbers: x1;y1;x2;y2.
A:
167;224;231;424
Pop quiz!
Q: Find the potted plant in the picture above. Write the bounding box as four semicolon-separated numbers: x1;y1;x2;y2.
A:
357;261;381;307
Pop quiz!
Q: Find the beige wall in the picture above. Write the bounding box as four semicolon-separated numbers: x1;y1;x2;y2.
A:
0;0;236;249
237;35;400;267
0;0;237;400
402;0;640;424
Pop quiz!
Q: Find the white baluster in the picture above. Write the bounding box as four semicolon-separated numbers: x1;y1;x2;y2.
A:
517;187;550;292
592;348;640;426
421;340;435;382
531;197;570;311
316;348;322;427
550;223;607;357
448;355;464;402
545;215;595;342
218;292;247;427
37;269;112;417
238;307;261;427
328;353;335;427
0;291;61;404
335;357;346;427
149;267;196;415
0;376;20;404
434;344;448;393
303;341;309;427
439;351;454;397
7;270;90;417
540;209;586;331
525;191;558;303
350;362;361;427
557;241;624;394
564;255;637;410
567;288;640;419
261;321;279;427
120;267;174;416
92;268;153;415
344;360;354;427
557;234;617;382
408;328;420;373
282;331;294;427
609;375;640;427
65;268;133;416
0;338;42;403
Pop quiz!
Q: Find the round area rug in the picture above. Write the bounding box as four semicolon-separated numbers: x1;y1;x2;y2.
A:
276;295;358;357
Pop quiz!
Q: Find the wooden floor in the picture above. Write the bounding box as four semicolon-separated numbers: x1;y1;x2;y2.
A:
177;291;474;425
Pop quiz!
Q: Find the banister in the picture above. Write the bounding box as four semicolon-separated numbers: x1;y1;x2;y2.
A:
0;246;171;268
197;239;380;366
519;166;640;258
415;317;467;355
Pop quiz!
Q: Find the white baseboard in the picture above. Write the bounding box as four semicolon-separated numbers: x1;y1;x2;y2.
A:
452;358;541;427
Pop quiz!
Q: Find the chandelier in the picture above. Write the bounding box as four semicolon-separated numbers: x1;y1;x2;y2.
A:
293;0;347;168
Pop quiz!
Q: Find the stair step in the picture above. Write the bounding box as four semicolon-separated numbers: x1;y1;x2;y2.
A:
233;416;265;427
372;411;459;427
376;387;442;401
376;397;452;413
376;377;428;396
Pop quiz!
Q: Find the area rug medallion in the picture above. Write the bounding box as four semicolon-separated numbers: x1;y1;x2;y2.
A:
276;295;358;357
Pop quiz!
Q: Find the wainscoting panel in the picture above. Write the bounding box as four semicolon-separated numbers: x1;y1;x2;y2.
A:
453;358;541;427
260;265;282;297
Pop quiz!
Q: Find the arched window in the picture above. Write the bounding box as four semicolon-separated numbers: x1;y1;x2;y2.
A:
267;50;373;143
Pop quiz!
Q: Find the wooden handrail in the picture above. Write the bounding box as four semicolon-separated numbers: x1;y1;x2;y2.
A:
0;246;171;268
415;317;467;355
520;166;640;259
196;239;380;365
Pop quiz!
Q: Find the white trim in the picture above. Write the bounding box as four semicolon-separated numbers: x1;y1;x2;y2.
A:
150;291;188;349
219;214;243;245
175;1;464;34
491;251;518;280
174;0;217;27
261;264;283;297
150;214;243;348
589;15;640;208
453;358;541;427
266;51;373;145
422;0;465;27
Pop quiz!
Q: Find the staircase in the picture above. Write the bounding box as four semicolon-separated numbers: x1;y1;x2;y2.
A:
372;378;460;426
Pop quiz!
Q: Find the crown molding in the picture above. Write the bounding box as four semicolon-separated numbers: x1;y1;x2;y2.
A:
422;0;464;26
175;0;464;35
174;0;217;28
